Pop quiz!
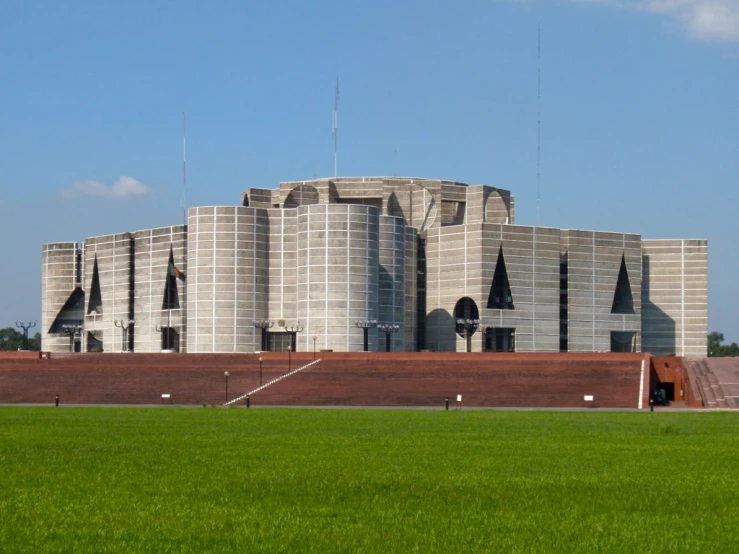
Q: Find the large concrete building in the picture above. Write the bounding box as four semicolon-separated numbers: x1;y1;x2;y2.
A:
42;177;708;356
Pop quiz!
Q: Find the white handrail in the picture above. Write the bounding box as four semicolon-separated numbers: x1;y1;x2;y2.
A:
225;358;322;406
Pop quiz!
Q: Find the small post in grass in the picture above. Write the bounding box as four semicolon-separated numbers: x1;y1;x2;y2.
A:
224;371;230;402
445;397;449;411
246;395;250;409
55;394;59;407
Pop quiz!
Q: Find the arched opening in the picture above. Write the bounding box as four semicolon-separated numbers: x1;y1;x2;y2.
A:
284;185;320;208
454;297;479;352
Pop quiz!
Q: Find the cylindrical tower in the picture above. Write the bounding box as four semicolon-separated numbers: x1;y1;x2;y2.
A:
297;204;379;352
186;206;269;353
41;242;83;353
378;215;406;352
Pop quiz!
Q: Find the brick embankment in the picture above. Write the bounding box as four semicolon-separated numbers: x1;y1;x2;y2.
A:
252;353;648;408
0;353;287;405
0;352;648;408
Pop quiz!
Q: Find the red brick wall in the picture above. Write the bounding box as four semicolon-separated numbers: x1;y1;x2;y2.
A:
0;352;647;408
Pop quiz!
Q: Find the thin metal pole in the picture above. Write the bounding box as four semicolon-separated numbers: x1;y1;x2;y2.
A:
537;24;541;225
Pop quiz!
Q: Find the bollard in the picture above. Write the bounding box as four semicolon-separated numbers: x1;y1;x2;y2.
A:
445;397;449;411
55;394;59;407
246;395;250;409
649;397;654;413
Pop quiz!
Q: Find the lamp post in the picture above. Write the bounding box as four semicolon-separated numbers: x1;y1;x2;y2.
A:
14;320;36;351
114;319;135;352
224;371;230;402
258;357;263;386
478;323;494;353
60;323;83;353
312;336;317;359
377;323;400;353
252;319;274;351
355;319;378;352
284;322;304;352
456;318;480;353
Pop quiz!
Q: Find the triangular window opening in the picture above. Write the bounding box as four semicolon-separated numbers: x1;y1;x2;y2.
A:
611;255;635;314
87;258;103;315
487;247;515;309
162;248;180;310
49;287;85;333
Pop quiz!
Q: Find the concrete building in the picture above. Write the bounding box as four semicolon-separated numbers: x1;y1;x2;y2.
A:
41;177;708;356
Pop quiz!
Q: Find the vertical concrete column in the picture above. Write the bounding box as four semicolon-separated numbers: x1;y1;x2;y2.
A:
403;227;418;351
132;226;188;353
297;204;379;352
642;239;707;356
267;209;298;324
379;215;406;351
83;234;134;352
187;206;268;353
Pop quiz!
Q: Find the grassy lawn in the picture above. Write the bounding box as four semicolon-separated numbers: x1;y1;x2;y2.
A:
1;408;738;552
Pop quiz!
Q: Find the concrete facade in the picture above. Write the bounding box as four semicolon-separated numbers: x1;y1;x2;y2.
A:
41;177;708;356
642;239;708;357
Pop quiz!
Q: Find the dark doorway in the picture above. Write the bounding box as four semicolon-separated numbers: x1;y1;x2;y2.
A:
485;327;516;352
268;332;293;352
661;383;675;402
160;327;180;352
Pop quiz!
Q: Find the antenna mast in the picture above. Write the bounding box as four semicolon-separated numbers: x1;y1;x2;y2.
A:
333;77;339;178
537;25;541;226
182;112;187;227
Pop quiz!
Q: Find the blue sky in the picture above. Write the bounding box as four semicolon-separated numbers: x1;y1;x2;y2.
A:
1;0;737;342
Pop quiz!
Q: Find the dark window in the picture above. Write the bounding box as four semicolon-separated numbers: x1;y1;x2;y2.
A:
610;331;636;352
87;258;103;315
487;247;514;309
611;255;635;314
162;249;180;310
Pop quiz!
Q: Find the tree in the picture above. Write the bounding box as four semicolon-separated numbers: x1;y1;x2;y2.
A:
0;328;42;351
707;332;739;357
28;333;41;351
0;328;24;351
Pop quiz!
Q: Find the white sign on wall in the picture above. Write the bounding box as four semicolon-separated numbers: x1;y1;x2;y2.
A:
456;394;462;402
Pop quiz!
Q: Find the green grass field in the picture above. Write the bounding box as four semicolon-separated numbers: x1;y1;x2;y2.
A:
1;408;738;553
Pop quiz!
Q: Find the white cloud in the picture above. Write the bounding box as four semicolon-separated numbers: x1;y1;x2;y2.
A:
62;176;152;199
573;0;739;42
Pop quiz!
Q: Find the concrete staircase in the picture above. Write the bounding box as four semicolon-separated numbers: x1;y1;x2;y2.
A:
684;358;739;408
